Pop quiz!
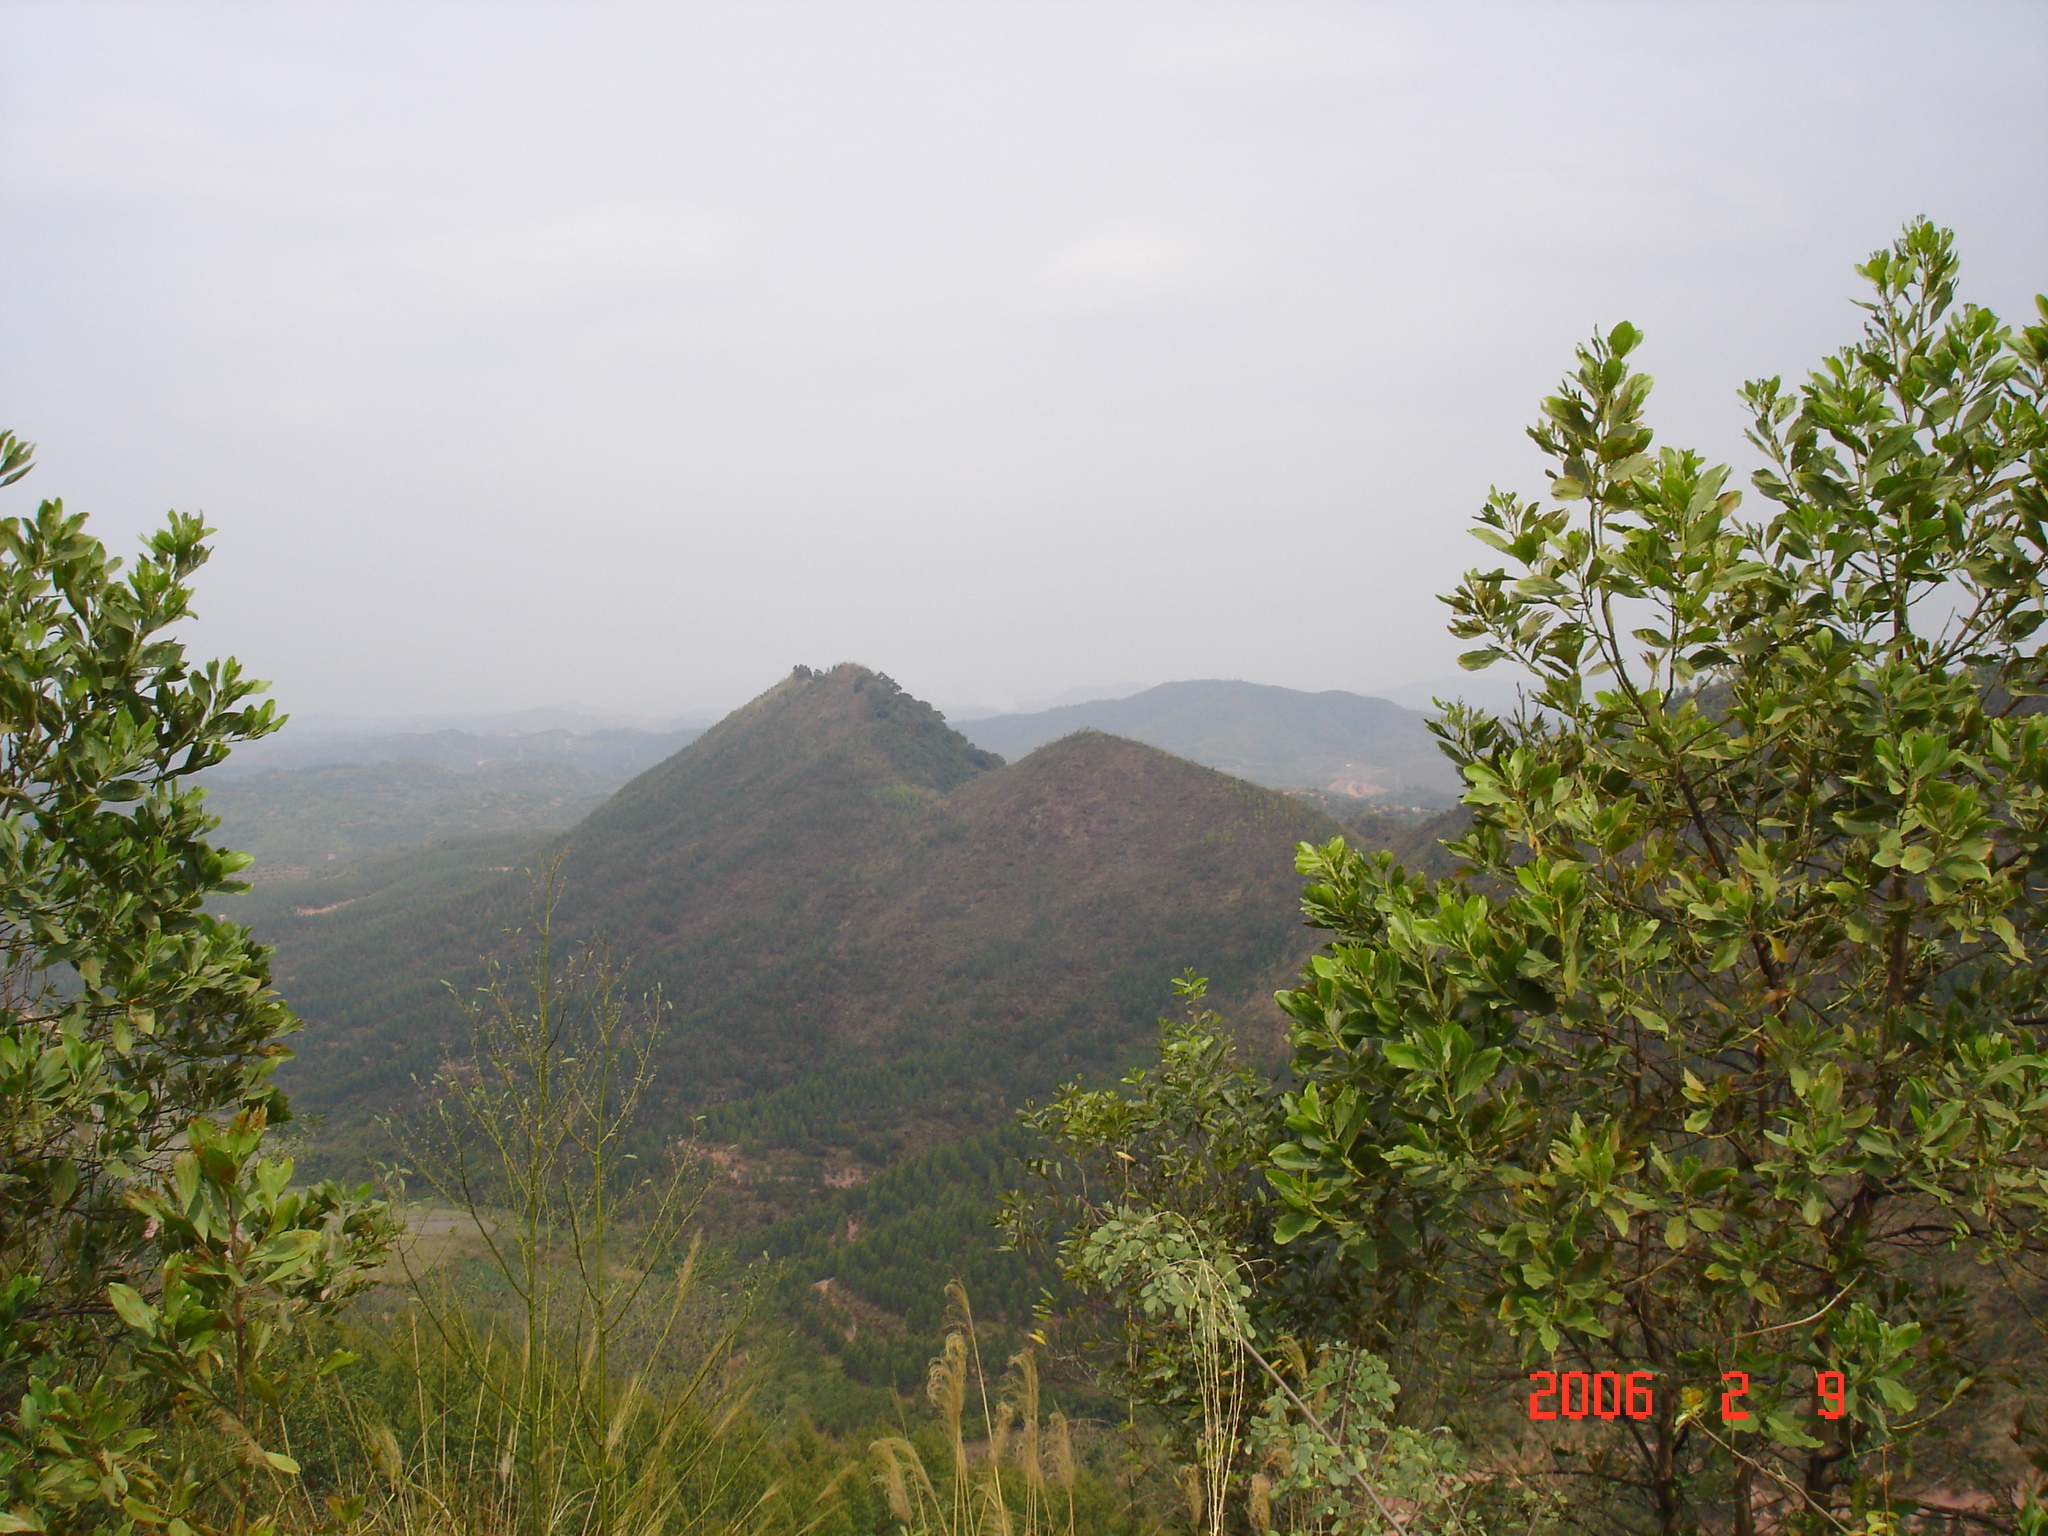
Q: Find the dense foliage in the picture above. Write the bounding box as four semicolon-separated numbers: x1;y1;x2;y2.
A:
1270;222;2048;1529
0;436;393;1532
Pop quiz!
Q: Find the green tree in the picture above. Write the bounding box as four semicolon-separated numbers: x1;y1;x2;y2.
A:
0;434;394;1533
1001;983;1539;1536
1270;222;2048;1531
999;977;1293;1428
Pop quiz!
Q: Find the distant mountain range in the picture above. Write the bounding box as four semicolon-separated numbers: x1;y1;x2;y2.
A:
251;704;712;740
205;724;704;779
202;678;1461;871
956;679;1460;797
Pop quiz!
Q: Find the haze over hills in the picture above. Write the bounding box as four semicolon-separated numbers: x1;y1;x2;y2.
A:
935;681;1152;722
1363;671;1536;717
200;677;1466;871
957;679;1461;798
201;726;708;869
201;759;620;871
205;723;705;780
240;665;1351;1169
233;704;711;746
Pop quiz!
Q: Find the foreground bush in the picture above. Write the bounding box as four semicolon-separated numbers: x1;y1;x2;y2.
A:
0;434;394;1532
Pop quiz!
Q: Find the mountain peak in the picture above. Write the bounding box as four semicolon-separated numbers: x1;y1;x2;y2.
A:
693;662;1001;785
560;663;998;885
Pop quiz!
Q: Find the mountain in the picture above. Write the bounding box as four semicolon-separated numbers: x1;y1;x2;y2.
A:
937;682;1154;721
955;679;1460;797
238;665;1349;1175
201;678;1463;875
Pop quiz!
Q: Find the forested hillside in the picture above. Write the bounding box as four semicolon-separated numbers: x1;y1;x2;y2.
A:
200;684;1450;874
235;665;1352;1191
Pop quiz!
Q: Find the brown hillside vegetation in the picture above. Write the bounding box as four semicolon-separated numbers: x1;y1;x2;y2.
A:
237;664;1392;1169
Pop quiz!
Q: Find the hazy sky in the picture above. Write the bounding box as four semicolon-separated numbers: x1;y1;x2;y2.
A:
3;2;2044;721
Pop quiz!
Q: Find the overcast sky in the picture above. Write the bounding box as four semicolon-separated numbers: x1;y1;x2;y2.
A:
3;1;2044;722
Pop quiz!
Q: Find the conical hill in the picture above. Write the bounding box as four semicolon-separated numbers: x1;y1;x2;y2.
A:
541;663;1003;1042
243;665;1347;1169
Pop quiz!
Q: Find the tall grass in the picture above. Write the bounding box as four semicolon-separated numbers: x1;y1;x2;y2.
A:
870;1283;1077;1536
311;1296;812;1536
345;864;812;1536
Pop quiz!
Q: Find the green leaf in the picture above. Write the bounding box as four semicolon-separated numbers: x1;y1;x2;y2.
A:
1273;1210;1319;1244
1873;1376;1916;1412
1708;934;1745;972
108;1282;156;1335
251;1229;322;1270
1762;1409;1823;1451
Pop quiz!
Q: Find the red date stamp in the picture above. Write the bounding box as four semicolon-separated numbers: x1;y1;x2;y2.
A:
1527;1369;1654;1419
1528;1369;1849;1421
